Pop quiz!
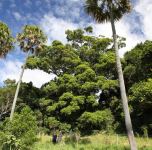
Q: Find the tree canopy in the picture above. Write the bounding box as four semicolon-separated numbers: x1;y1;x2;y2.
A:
0;26;152;136
0;22;14;58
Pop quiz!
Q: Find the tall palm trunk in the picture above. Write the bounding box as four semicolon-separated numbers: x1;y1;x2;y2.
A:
109;7;137;150
10;51;30;121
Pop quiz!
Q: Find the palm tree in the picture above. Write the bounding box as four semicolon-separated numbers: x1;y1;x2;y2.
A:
10;25;46;121
84;0;137;150
0;21;14;58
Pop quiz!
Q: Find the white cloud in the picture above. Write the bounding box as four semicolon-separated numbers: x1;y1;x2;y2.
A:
92;19;144;56
22;69;56;88
0;60;55;88
40;14;78;44
1;0;151;87
40;13;144;57
135;0;152;40
39;0;150;57
13;12;22;21
0;60;22;83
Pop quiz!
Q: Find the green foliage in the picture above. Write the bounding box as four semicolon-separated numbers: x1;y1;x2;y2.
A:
129;79;152;135
23;27;121;134
44;117;60;129
92;38;112;52
78;109;114;133
65;29;84;48
27;41;81;75
0;133;21;150
2;26;152;137
84;26;93;33
95;51;116;78
44;117;71;132
0;21;14;58
76;64;96;83
129;79;152;103
0;80;16;121
17;25;46;54
124;41;152;87
0;106;38;150
18;82;41;109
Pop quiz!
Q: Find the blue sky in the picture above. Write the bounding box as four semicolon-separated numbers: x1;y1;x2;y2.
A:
0;0;151;87
0;0;86;34
0;0;142;35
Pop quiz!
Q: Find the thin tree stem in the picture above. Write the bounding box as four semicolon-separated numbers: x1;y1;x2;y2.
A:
10;51;30;121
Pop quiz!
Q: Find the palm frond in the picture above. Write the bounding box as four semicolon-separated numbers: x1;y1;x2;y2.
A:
84;0;131;23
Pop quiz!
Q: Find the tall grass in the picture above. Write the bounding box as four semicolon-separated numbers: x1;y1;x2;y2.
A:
33;133;152;150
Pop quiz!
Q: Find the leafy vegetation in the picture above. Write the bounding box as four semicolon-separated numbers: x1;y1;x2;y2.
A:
0;21;14;58
0;107;38;150
0;26;152;136
0;8;152;148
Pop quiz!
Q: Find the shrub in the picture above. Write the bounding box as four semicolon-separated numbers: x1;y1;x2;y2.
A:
0;106;38;150
78;109;114;134
44;117;71;133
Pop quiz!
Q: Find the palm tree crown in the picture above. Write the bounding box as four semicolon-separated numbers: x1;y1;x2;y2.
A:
0;22;14;58
17;25;47;55
84;0;131;23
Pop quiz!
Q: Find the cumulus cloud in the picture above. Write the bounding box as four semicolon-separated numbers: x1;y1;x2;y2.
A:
0;60;55;88
40;14;78;44
92;18;144;56
135;0;152;39
40;13;144;56
38;1;148;56
22;69;56;88
0;0;151;87
0;60;22;83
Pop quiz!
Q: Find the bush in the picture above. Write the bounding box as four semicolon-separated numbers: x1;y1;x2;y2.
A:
0;106;38;150
0;133;21;150
44;117;71;133
78;109;114;134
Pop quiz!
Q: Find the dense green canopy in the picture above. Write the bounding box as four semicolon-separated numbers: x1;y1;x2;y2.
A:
0;26;152;136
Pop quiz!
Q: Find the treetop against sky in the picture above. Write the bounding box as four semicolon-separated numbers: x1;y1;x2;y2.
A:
0;0;151;87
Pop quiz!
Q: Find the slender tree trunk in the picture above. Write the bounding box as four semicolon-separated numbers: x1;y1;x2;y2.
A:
10;51;30;121
109;8;137;150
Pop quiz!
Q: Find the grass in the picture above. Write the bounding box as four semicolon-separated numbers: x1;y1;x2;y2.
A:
33;133;152;150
